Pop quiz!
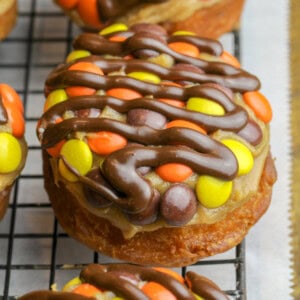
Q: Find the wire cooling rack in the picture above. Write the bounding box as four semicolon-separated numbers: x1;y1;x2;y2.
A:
0;0;246;299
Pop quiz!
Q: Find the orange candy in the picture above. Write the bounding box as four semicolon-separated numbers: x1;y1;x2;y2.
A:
0;83;24;113
77;0;102;27
66;86;96;98
57;0;78;9
154;267;185;284
0;84;25;138
46;140;66;157
159;81;185;108
109;35;128;42
142;282;176;300
159;98;185;108
68;61;104;75
87;131;127;155
156;163;193;183
72;283;101;297
106;88;142;100
66;62;104;97
168;42;200;58
166;119;206;134
220;51;241;68
5;107;25;138
243;91;272;123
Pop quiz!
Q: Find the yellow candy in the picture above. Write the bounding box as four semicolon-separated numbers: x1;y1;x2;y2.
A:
187;97;225;116
222;139;254;175
196;175;232;208
99;23;128;35
112;298;125;300
44;89;68;111
172;30;196;36
127;71;161;84
193;293;204;300
0;132;22;173
66;50;91;63
59;139;93;182
62;277;82;292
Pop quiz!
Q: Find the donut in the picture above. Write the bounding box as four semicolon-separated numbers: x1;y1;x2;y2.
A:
0;0;17;40
0;83;27;219
37;23;277;267
18;263;229;299
54;0;245;39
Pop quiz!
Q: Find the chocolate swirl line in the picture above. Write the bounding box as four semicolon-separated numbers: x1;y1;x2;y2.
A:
68;31;260;92
46;55;258;94
96;0;168;21
18;264;229;300
186;271;229;300
40;84;248;134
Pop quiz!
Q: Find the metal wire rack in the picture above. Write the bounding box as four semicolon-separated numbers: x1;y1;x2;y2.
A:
0;0;246;299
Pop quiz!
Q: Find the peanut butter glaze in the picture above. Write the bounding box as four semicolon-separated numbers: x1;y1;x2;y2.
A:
18;264;229;300
38;24;265;226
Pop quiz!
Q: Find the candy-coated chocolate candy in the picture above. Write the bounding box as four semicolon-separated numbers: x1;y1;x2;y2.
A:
128;71;161;84
196;175;232;208
0;83;24;113
161;184;197;226
66;50;91;63
168;42;200;58
57;0;78;9
46;139;65;158
187;97;225;116
172;30;196;36
193;293;204;300
62;277;82;292
44;89;68;111
112;297;125;300
159;98;185;108
100;23;128;35
141;281;176;300
5;106;25;138
222;139;254;175
154;267;184;283
66;62;103;97
87;131;127;155
220;51;241;68
72;283;102;297
156;163;193;182
166;119;206;134
127;108;167;129
106;88;142;100
0;132;22;173
77;0;101;27
68;61;103;75
243;91;272;123
59;139;93;182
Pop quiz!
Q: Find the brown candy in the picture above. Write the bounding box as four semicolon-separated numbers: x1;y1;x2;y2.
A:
161;183;198;226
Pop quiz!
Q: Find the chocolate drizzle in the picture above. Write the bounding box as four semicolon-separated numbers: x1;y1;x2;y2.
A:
39;24;264;224
18;263;229;300
96;0;168;22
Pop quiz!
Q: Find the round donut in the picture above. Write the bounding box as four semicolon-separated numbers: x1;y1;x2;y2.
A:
54;0;245;39
37;23;277;266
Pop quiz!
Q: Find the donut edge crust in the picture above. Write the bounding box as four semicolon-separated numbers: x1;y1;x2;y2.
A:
43;150;277;267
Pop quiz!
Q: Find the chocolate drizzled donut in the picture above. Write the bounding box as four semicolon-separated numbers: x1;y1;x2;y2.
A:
18;263;229;300
38;24;264;225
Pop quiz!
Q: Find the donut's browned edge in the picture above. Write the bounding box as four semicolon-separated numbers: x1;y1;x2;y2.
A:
43;149;277;267
0;0;17;40
56;0;245;39
162;0;245;39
